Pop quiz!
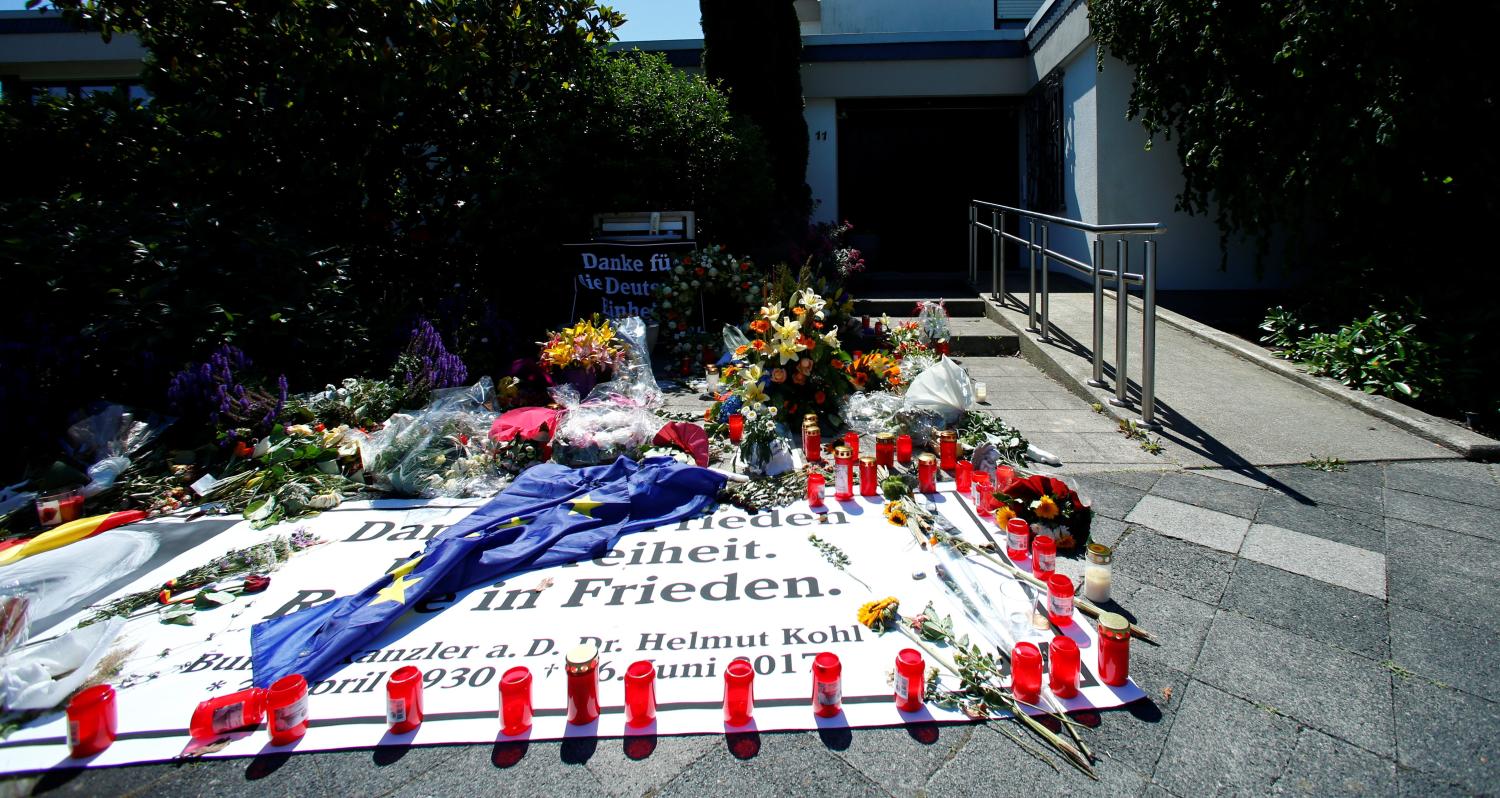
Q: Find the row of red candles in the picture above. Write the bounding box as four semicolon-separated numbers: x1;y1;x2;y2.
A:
64;627;1130;758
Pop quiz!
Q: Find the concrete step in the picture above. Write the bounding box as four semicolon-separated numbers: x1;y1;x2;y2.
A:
851;297;987;318
869;315;1020;356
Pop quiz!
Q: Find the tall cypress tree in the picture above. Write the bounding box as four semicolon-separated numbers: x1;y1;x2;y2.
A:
699;0;811;241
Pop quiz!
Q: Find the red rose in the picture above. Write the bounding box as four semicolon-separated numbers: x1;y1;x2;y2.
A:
314;423;325;433
233;441;253;458
242;574;271;594
157;589;172;604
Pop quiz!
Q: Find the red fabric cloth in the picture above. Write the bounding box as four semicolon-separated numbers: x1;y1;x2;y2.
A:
652;422;711;467
489;407;558;443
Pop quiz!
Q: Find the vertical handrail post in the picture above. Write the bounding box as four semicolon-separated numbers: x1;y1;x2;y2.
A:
1039;224;1051;342
1110;239;1130;408
1026;220;1039;332
990;209;1000;302
997;211;1007;306
1087;236;1107;388
968;205;977;284
1142;239;1158;427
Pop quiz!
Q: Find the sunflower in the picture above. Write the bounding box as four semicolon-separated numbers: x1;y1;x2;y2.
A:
857;596;901;631
994;505;1017;526
1033;495;1060;520
883;503;909;527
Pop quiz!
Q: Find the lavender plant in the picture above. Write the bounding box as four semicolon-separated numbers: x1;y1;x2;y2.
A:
166;344;287;438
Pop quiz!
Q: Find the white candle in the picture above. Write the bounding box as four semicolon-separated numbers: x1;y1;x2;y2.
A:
1084;563;1112;603
974;381;988;403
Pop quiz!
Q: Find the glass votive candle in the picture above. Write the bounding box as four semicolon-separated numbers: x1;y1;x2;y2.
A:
1031;534;1056;582
807;472;826;508
727;413;744;444
994;464;1015;491
937;430;958;471
624;660;657;728
499;666;533;735
386;665;423;734
66;684;117;758
1098;613;1131;687
266;674;309;746
1084;543;1113;603
811;652;842;718
972;473;992;517
955;460;973;494
843;431;860;459
874;433;896;467
858;455;878;497
1005;517;1031;561
36;489;84;528
894;648;925;711
1049;636;1081;698
974;381;988;403
1011;643;1043;705
565;643;600;726
705;364;719;395
190;687;264;740
896;434;914;464
723;657;755;726
916;453;938;493
1047;573;1075;626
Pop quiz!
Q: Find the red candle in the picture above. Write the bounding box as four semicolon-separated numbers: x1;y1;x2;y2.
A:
1098;613;1131;686
995;464;1015;491
955;460;973;494
896;434;913;464
1047;573;1075;626
565;643;600;725
843;431;860;459
266;674;309;746
386;665;423;734
1011;642;1042;705
804;422;823;464
624;660;657;728
1005;517;1031;561
1031;534;1056;582
874;433;896;467
807;472;825;508
894;648;925;711
727;413;744;444
937;430;957;471
723;657;755;726
833;446;855;501
858;455;878;497
190;688;265;740
972;473;992;517
499;666;533;735
916;453;938;493
1049;636;1081;698
811;652;843;717
66;684;117;758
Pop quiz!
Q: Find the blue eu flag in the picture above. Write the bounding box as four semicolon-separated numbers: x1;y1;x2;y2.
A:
250;456;726;687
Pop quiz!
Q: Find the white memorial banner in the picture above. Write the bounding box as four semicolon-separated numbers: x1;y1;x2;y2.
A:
0;487;1144;773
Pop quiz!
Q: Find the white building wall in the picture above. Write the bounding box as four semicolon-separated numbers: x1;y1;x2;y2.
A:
1050;42;1097;269
820;0;995;33
803;97;839;223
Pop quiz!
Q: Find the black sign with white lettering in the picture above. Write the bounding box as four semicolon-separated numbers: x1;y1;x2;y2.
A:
563;241;695;319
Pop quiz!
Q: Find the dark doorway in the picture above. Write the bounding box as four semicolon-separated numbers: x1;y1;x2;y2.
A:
837;98;1019;274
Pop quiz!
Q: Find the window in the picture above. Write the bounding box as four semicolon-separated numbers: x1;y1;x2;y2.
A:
1024;70;1064;215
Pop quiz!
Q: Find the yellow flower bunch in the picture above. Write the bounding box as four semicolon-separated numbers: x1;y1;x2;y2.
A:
883;502;909;527
857;596;901;631
539;316;626;371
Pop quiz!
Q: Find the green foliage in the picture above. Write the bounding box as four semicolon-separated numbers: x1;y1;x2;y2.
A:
0;1;772;472
700;0;812;245
1260;305;1444;400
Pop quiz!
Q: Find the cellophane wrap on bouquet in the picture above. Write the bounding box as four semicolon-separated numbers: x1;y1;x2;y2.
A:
903;356;975;425
358;377;508;498
551;318;665;466
915;300;951;345
841;391;905;435
64;403;174;497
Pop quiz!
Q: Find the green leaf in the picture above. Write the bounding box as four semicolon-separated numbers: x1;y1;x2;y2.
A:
244;496;277;522
196;590;238;608
161;604;196;625
1393;382;1412;396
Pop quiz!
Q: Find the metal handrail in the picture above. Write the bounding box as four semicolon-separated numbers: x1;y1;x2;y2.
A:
968;199;1164;428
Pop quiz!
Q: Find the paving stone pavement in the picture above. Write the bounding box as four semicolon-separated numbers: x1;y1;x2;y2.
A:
9;359;1499;797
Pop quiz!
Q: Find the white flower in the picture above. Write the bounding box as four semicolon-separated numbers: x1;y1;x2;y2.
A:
744;410;758;422
433;454;447;466
308;492;341;509
820;326;840;348
286;424;314;437
252;437;271;458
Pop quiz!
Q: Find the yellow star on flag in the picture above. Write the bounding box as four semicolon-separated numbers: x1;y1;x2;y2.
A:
373;572;422;607
567;494;605;517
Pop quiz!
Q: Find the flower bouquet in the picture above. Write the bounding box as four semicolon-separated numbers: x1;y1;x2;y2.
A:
538;315;627;396
846;351;903;392
994;472;1093;552
650;245;763;375
718;287;853;428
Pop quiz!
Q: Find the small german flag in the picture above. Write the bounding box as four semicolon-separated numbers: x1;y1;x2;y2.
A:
0;510;148;567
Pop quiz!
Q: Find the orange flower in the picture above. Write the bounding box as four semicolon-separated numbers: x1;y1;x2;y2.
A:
751;339;766;351
734;345;749;357
852;373;868;389
1034;495;1060;520
749;319;771;334
793;307;807;316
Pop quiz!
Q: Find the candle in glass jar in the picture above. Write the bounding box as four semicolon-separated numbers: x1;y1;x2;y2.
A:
896;434;913;464
1005;517;1031;561
1084;543;1113;603
66;684;117;758
190;688;265;740
624;660;657;728
803;422;823;464
974;381;988;403
843;431;860;459
955;460;973;493
811;652;843;717
1031;534;1056;582
916;453;938;493
1097;613;1131;686
705;364;719;395
723;657;755;726
937;429;958;471
833;446;855;501
807;472;826;508
1049;636;1081;698
972;472;992;517
385;665;423;734
266;674;309;746
874;433;896;467
994;464;1015;491
858;455;878;497
1047;574;1075;626
1011;642;1042;705
499;666;533;735
727;413;744;444
894;648;925;711
565;643;600;725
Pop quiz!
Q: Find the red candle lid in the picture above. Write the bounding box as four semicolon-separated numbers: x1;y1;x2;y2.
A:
1050;635;1079;656
1006;517;1030;535
813;652;841;679
1048;573;1074;596
1033;536;1056;555
626;661;655;681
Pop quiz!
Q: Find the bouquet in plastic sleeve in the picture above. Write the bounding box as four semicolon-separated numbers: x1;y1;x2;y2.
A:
903;356;975;426
915;300;951;348
360;378;508;498
549;385;662;467
539;315;627;397
64;403;174;497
